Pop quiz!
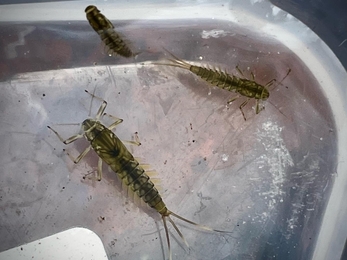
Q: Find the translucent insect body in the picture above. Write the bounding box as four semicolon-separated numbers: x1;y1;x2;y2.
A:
154;49;290;120
47;90;229;260
85;5;136;58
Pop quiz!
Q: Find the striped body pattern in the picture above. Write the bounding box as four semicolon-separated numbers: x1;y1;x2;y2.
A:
152;49;287;120
85;5;135;58
48;91;228;259
189;66;270;100
83;119;168;215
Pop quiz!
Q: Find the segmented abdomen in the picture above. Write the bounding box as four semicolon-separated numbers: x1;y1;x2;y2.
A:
190;66;269;100
99;30;134;58
85;5;134;58
117;159;168;214
91;127;168;215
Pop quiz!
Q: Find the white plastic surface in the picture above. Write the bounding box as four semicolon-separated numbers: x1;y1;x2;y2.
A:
0;228;107;260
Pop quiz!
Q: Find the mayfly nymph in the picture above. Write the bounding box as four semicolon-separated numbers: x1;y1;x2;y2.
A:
85;5;136;58
153;49;291;120
47;90;229;260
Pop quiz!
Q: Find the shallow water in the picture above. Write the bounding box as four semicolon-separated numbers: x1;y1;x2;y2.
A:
0;1;343;260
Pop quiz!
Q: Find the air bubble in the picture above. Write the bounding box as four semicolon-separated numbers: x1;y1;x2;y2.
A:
221;154;229;162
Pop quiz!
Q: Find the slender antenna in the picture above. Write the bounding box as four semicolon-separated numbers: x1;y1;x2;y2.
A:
270;68;291;91
266;68;292;119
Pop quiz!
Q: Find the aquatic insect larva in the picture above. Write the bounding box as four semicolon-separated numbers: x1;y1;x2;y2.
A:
47;90;229;260
85;5;136;58
153;49;291;120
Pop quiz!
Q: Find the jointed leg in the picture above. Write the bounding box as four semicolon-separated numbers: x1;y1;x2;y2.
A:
256;86;267;115
84;90;108;120
47;126;83;145
265;79;276;89
236;66;257;81
227;95;240;105
255;99;265;114
103;113;141;146
97;157;103;181
236;65;244;77
85;90;141;146
82;157;103;181
122;132;141;146
239;99;250;121
48;122;92;164
64;145;92;164
104;113;124;130
123;140;141;146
